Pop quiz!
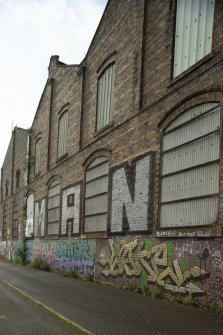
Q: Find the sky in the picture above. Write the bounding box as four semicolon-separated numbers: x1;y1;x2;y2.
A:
0;0;107;167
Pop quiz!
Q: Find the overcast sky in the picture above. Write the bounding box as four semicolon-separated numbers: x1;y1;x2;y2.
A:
0;0;107;167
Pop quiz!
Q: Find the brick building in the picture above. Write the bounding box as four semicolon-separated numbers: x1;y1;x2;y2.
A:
1;0;223;306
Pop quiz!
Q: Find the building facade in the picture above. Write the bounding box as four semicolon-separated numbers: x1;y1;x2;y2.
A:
1;0;223;306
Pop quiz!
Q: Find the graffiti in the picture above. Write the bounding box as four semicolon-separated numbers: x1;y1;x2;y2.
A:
175;240;211;259
111;154;154;233
55;240;95;275
99;237;209;295
210;248;223;272
0;241;18;261
33;241;55;265
209;277;223;293
32;239;96;276
156;230;210;238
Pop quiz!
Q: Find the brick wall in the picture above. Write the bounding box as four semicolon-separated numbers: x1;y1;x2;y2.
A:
0;0;223;306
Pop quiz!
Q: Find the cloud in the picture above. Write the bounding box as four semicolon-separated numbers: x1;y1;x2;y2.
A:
0;0;106;166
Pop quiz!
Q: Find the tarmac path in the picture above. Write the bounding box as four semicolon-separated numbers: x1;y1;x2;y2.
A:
0;261;222;335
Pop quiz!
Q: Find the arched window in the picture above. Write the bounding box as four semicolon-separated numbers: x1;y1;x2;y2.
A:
5;179;9;197
35;138;41;175
96;63;115;130
47;179;61;235
57;111;68;158
84;157;109;232
16;169;20;188
160;103;220;227
3;205;7;239
12;199;19;238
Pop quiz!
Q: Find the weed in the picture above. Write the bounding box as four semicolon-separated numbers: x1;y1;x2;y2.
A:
61;269;80;279
150;287;164;299
182;294;198;306
170;294;184;303
32;258;50;271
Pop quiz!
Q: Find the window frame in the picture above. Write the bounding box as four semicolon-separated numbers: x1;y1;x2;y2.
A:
96;62;115;132
34;137;41;176
84;156;109;233
173;0;215;78
16;169;20;189
57;110;68;160
12;199;19;239
159;103;221;229
2;205;7;239
47;179;61;236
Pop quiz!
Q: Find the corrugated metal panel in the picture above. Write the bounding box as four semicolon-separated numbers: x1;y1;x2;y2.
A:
35;139;41;174
48;195;60;209
86;175;108;198
48;208;60;223
97;63;115;130
47;222;59;235
84;157;108;232
48;184;60;198
162;133;219;175
167;104;219;131
173;0;215;77
58;111;68;158
88;157;108;169
163;107;220;151
85;194;107;216
86;162;108;182
160;197;218;227
85;214;107;232
161;163;219;202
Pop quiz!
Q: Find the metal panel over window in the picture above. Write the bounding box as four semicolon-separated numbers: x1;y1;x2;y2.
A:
35;138;41;175
57;111;68;158
174;0;215;77
84;157;109;232
47;179;61;235
160;103;220;228
97;63;115;131
3;205;7;238
12;200;19;238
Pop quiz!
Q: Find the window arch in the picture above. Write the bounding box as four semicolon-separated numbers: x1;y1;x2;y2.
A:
84;157;109;232
3;205;7;239
47;179;61;235
57;111;68;158
160;103;220;227
12;199;19;238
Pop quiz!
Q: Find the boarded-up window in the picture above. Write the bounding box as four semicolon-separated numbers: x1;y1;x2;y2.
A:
3;205;7;238
12;200;19;238
5;179;9;197
173;0;215;77
35;138;41;175
160;103;220;227
16;169;20;188
57;111;68;158
47;180;60;235
97;63;115;131
84;157;109;232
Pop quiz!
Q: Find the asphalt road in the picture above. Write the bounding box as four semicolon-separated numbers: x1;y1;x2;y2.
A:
0;261;222;335
0;276;82;335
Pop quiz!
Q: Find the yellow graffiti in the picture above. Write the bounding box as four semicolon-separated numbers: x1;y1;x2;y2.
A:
99;237;209;294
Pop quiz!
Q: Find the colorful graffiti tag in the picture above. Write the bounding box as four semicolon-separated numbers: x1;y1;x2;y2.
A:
32;239;96;276
99;237;209;295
